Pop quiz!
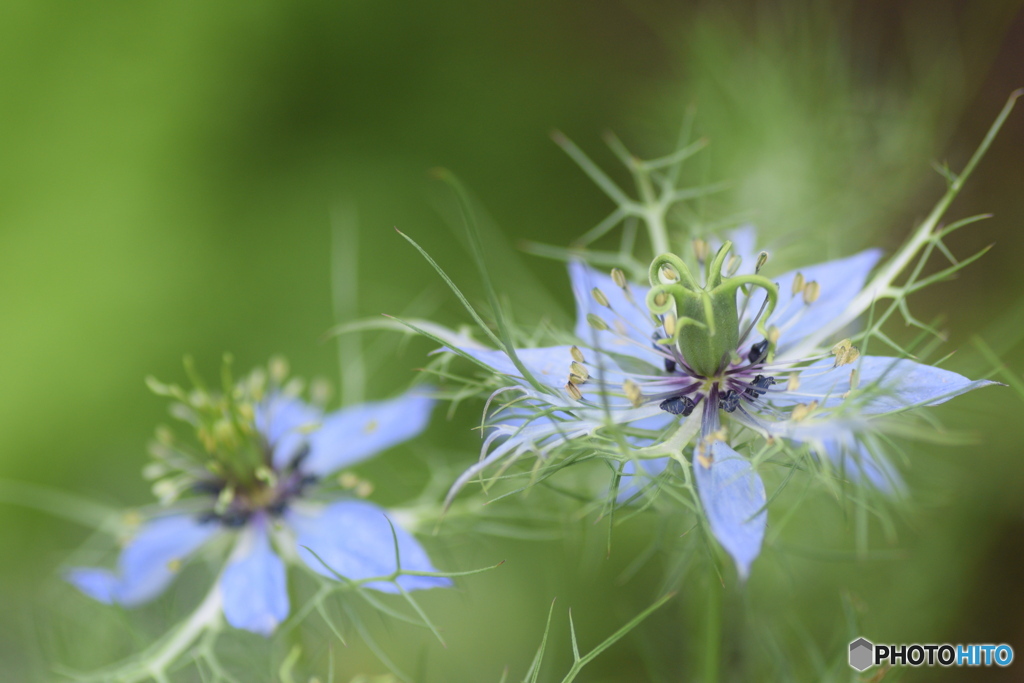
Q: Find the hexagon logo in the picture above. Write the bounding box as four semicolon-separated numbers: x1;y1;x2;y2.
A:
849;638;874;672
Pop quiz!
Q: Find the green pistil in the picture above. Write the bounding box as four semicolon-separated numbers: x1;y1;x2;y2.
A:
646;241;778;377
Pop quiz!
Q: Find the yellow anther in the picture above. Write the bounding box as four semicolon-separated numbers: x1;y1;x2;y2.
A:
586;313;608;331
570;346;585;363
611;268;627;289
213;420;237;448
693;238;709;263
363;418;379;434
310;378;332;405
565;382;583;401
726;254;741;276
623;379;643;407
152;479;180;505
269;356;289;384
660;264;679;283
802;281;820;304
355;481;374;498
142;462;166;480
122;510;142;529
570;361;589;381
255;466;276;486
284;377;305;397
663;312;677;338
839;346;860;366
591;287;610;307
568;373;585;385
831;338;852;356
155;426;174;445
767;325;781;345
248;368;268;397
791;272;805;296
831;338;860;367
696;453;713;469
755;251;768;273
215;486;235;513
791;403;814;421
166;559;183;573
786;373;800;392
197;428;216;453
339;472;359;489
653;292;668;307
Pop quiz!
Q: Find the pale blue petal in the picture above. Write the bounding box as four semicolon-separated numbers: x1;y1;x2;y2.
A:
693;442;766;578
458;345;575;389
221;521;289;636
569;261;661;366
625;412;677;446
67;514;221;607
288;500;450;593
256;394;322;470
762;250;883;351
457;344;630;402
615;413;674;501
65;568;119;604
820;437;903;493
302;389;435;476
773;356;997;414
616;457;672;502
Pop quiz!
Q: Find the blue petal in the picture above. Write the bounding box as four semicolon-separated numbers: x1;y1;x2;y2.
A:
776;356;997;414
458;345;576;388
457;344;630;402
617;457;672;502
693;442;767;578
761;250;882;351
568;261;661;366
221;521;289;636
67;514;220;606
288;500;450;593
302;389;435;476
615;412;674;502
256;394;322;470
820;437;903;493
65;568;119;603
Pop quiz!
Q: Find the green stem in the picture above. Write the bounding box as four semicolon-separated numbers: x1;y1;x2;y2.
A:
143;577;223;678
644;205;670;258
0;478;116;530
703;577;722;683
790;89;1020;357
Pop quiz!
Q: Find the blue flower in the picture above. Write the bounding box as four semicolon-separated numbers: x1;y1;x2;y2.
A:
67;368;447;637
446;228;995;577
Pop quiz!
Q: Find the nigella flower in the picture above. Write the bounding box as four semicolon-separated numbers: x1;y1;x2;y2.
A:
445;228;995;577
66;359;447;636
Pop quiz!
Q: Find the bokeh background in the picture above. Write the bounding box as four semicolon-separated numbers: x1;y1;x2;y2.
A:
1;0;1023;680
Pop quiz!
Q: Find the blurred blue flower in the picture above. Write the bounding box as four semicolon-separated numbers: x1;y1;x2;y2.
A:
448;228;995;576
67;380;446;636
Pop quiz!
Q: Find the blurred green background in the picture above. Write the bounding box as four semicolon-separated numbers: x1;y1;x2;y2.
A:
1;0;1023;680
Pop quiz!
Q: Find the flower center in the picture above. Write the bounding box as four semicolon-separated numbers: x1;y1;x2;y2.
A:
146;357;323;527
645;241;778;377
652;335;777;420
